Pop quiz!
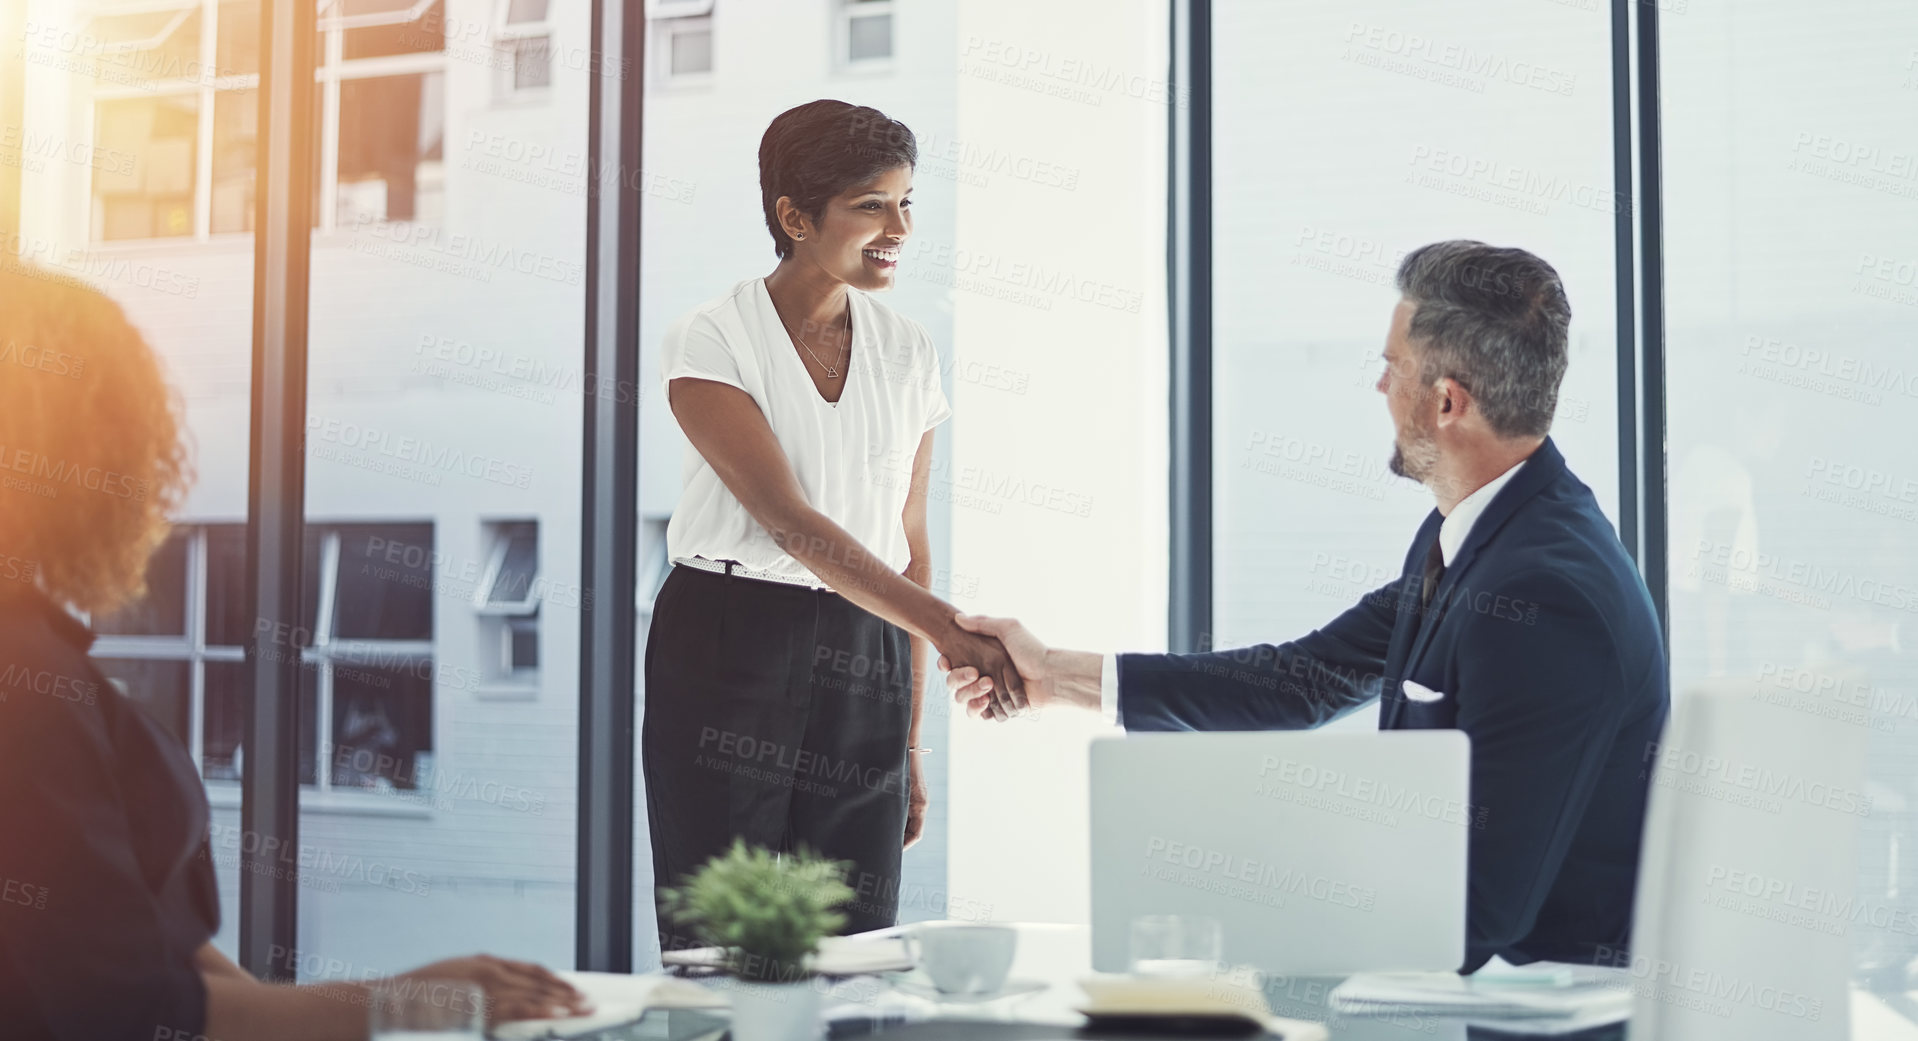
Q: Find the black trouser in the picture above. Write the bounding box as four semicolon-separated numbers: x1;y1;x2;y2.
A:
642;563;913;950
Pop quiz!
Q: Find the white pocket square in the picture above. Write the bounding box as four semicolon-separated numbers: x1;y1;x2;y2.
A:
1402;680;1446;703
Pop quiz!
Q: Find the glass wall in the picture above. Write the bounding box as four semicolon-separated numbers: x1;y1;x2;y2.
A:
632;0;1170;939
1662;0;1918;1019
1211;1;1622;711
16;0;587;977
17;0;261;956
293;0;586;978
632;0;977;959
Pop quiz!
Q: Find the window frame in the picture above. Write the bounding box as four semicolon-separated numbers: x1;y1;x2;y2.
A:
316;0;438;33
89;527;213;764
85;0;200;55
651;11;713;86
83;0;450;243
642;0;713;16
473;521;541;691
85;0;236;244
835;0;894;71
88;523;439;806
474;520;541;615
314;13;448;233
492;0;555;98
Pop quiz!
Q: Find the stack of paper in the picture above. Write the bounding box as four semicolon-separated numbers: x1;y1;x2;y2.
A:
492;971;726;1041
661;935;915;976
1331;958;1631;1034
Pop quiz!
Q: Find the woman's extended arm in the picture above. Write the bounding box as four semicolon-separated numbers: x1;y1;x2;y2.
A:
668;377;1023;715
198;943;587;1040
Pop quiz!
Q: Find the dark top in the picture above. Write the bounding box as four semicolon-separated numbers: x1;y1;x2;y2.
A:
1117;439;1669;972
0;584;217;1040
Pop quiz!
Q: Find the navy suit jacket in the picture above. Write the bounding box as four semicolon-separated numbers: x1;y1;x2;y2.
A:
1117;439;1668;972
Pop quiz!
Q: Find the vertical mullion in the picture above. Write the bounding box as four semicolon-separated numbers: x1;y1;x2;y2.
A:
1611;0;1640;573
1635;0;1670;645
241;0;317;982
320;31;343;231
194;0;216;241
1168;0;1211;653
577;0;645;973
188;527;207;766
314;531;340;793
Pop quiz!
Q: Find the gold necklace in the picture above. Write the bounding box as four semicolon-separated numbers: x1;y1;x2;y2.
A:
790;305;850;378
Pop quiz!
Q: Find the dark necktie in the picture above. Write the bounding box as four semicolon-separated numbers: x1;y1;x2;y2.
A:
1420;538;1447;611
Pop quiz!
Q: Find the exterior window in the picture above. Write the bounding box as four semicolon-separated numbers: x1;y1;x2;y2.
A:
495;0;554;95
84;0;233;242
89;523;437;796
334;72;447;226
85;0;449;241
86;1;202;68
476;521;540;686
210;89;258;233
322;0;444;59
213;0;260;76
93;530;190;637
840;0;893;67
648;0;715;83
92;95;199;240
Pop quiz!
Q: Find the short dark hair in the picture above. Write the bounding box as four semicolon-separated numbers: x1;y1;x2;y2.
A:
1394;240;1572;439
758;100;917;260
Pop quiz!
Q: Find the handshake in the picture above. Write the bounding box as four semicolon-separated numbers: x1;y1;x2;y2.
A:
932;614;1099;720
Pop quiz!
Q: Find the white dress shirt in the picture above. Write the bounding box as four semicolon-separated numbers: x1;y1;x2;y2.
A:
1098;457;1531;725
660;278;952;585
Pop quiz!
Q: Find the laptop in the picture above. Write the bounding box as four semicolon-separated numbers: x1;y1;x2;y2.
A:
1090;730;1471;975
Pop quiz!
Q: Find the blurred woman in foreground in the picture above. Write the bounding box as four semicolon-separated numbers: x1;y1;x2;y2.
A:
0;262;586;1040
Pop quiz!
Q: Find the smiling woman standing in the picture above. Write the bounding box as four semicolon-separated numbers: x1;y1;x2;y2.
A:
643;100;1023;944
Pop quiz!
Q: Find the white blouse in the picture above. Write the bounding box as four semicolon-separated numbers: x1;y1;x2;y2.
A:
660;278;953;585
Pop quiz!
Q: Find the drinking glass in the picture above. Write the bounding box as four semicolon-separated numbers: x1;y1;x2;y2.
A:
1129;914;1223;977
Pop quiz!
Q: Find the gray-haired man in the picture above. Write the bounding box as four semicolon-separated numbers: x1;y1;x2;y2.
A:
947;241;1669;972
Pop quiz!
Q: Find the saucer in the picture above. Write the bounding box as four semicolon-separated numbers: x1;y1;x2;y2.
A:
887;975;1048;1005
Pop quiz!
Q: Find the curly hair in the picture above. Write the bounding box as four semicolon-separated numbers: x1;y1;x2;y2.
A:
0;260;193;614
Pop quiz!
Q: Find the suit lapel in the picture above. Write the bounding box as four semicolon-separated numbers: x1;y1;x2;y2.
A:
1390;439;1570;718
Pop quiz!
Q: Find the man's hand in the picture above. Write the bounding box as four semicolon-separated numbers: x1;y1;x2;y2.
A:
904;753;928;849
939;613;1055;719
934;625;1026;719
399;954;590;1026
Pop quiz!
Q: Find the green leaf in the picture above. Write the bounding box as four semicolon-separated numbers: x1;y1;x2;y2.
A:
657;840;857;983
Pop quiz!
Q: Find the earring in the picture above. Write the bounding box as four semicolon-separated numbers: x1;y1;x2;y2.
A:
795;233;804;240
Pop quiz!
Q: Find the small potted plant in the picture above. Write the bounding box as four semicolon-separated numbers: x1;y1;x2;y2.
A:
661;839;855;1041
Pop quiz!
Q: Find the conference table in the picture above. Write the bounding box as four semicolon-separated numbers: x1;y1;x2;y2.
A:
572;925;1628;1041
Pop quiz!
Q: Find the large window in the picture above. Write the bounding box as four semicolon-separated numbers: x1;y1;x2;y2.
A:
18;0;585;979
1211;3;1621;702
1661;1;1918;1011
296;0;585;974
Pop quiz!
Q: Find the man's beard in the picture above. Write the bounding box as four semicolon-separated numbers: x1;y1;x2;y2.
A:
1389;423;1440;484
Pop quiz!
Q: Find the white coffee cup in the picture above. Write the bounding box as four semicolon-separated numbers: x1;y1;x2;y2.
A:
905;922;1017;996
